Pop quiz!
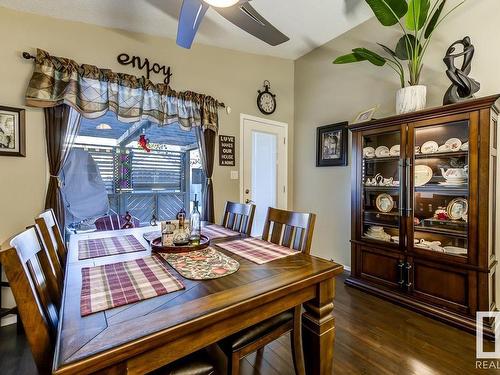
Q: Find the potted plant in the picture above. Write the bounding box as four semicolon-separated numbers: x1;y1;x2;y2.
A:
333;0;465;114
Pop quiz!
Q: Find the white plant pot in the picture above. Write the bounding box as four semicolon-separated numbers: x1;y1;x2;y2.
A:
396;85;427;114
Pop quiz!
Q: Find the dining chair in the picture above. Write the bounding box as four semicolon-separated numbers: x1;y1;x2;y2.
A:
0;227;62;374
221;201;256;236
261;207;316;254
1;227;216;375
218;207;316;375
36;208;67;271
94;211;140;231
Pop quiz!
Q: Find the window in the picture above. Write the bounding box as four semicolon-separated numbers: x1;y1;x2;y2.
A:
67;111;204;227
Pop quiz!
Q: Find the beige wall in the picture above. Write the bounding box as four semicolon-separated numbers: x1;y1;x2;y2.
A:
0;7;294;325
0;6;295;244
293;0;500;266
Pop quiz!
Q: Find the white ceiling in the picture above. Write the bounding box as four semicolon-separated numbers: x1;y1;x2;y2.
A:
0;0;373;59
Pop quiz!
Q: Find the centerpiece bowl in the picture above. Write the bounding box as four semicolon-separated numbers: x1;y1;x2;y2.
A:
151;234;210;254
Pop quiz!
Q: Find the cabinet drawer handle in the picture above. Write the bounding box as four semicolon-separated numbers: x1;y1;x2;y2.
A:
398;261;405;287
404;263;413;291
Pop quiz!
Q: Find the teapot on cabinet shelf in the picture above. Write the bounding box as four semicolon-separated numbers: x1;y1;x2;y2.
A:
440;166;468;180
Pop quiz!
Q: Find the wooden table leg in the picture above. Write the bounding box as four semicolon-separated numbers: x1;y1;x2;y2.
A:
302;278;335;375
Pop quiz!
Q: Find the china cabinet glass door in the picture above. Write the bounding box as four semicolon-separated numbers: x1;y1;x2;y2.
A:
361;127;404;248
408;117;473;261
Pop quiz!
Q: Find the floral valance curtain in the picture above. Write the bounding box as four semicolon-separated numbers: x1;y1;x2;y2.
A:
25;49;220;132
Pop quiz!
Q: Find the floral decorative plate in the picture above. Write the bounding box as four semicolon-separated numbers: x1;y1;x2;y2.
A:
447;198;468;220
375;193;394;213
375;146;390;158
389;144;400;156
414;165;433;186
445;138;462;151
363;147;375;158
421;141;439;154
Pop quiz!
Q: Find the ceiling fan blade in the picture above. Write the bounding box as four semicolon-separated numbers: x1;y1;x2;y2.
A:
213;2;289;46
177;0;209;49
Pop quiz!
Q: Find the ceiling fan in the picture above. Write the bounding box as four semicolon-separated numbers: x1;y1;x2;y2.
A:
176;0;289;49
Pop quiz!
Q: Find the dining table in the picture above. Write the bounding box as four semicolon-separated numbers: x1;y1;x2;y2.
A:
53;224;344;375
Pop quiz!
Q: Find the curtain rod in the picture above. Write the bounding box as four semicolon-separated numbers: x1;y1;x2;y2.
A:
22;51;226;109
22;52;35;60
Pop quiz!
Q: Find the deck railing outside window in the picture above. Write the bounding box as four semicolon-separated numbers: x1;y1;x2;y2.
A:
73;143;204;225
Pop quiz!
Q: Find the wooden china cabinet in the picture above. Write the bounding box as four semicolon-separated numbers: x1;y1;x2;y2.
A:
347;95;500;338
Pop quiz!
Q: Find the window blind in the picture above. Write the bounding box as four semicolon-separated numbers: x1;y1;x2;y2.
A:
131;149;184;191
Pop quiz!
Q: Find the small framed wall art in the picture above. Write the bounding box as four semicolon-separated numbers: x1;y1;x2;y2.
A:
316;121;348;167
0;106;26;157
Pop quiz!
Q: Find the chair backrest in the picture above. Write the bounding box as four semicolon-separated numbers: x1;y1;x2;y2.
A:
94;212;140;231
261;207;316;254
221;201;256;236
0;227;60;374
36;208;67;272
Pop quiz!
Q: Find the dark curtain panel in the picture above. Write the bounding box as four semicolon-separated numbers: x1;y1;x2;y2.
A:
44;105;81;230
196;128;216;223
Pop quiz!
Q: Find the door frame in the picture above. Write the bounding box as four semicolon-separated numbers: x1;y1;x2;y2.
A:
239;113;288;209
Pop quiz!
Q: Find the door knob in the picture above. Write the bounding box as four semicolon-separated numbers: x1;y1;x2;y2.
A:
245;199;254;204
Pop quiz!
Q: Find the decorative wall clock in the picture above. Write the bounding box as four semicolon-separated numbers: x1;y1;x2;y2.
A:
257;80;276;115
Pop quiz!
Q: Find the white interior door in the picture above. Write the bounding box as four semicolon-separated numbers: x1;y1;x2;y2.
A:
240;114;288;237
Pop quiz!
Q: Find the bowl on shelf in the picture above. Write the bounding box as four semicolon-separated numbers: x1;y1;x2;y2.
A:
364;226;391;242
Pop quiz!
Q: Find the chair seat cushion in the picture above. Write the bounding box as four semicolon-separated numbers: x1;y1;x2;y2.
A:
150;350;215;375
219;310;293;352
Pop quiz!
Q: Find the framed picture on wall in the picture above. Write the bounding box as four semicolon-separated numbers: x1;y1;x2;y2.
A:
0;106;26;157
316;121;348;167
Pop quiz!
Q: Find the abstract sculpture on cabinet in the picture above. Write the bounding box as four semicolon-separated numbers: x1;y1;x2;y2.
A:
443;37;480;105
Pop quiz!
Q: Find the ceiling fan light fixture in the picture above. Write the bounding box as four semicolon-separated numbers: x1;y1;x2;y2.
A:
96;123;112;130
203;0;239;8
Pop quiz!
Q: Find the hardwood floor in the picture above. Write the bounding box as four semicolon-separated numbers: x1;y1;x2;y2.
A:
0;272;496;374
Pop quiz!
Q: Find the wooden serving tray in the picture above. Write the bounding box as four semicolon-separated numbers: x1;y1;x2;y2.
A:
151;234;210;254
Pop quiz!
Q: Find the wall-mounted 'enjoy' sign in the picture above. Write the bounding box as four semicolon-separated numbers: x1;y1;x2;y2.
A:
117;53;173;85
219;135;235;166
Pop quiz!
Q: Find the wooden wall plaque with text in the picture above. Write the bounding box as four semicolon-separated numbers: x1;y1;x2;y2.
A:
219;135;235;166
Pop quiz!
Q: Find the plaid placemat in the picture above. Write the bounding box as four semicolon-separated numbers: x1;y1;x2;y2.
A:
78;235;146;260
216;237;297;264
80;256;184;316
202;224;240;240
158;247;240;280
